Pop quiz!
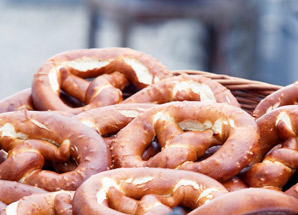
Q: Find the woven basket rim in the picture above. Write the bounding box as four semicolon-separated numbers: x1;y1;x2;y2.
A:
171;70;282;115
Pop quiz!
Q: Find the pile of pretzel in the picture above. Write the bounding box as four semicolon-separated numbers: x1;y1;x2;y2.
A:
0;47;297;215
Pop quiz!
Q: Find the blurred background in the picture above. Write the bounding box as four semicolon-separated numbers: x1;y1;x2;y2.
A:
1;0;298;100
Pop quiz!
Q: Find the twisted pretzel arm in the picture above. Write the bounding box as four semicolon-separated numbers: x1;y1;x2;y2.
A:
0;89;34;113
242;106;298;190
189;188;298;215
253;81;298;118
124;74;240;107
2;191;73;215
0;180;47;205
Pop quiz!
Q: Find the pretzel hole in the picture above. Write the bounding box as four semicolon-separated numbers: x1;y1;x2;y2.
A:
122;83;139;100
196;145;221;162
283;171;298;192
60;90;84;108
142;139;161;161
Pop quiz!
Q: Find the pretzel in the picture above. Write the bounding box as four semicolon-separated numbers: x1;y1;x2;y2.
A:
0;180;46;208
253;81;298;118
189;188;298;215
31;47;171;114
50;103;156;173
112;101;259;182
0;89;34;113
286;183;298;199
2;191;73;215
221;177;248;192
0;110;110;191
72;167;228;215
75;103;156;138
123;74;240;107
242;106;298;190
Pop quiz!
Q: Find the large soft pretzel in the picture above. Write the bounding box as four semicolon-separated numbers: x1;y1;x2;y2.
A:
0;89;34;113
72;167;228;215
242;106;298;190
253;81;298;118
2;191;73;215
123;74;240;107
0;110;110;191
112;101;259;182
189;188;298;215
32;47;171;114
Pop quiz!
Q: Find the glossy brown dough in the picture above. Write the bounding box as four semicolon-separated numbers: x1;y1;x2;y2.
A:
253;81;298;119
189;188;298;215
124;74;240;107
0;110;110;191
2;191;73;215
72;168;228;215
112;101;259;182
0;180;47;205
32;47;171;114
75;103;156;138
242;106;298;190
0;89;34;113
51;103;156;172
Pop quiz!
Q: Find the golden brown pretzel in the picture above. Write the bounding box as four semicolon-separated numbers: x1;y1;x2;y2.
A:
253;81;298;119
2;191;73;215
72;168;228;215
32;47;171;114
189;188;298;215
242;106;298;190
51;103;156;173
0;89;34;113
0;110;110;191
123;74;240;107
112;101;259;182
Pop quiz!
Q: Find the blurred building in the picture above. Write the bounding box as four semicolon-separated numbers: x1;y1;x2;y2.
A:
0;0;298;100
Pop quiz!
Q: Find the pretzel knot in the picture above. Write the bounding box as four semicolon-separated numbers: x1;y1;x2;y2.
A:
253;81;298;119
72;168;228;215
123;74;240;107
0;111;111;191
51;103;156;173
112;101;259;182
242;106;298;190
31;47;171;114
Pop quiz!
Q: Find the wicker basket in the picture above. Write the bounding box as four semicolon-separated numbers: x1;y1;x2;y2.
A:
172;70;282;115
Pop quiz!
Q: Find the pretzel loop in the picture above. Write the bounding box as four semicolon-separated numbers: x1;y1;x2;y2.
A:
0;111;110;191
32;48;171;114
112;101;259;182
